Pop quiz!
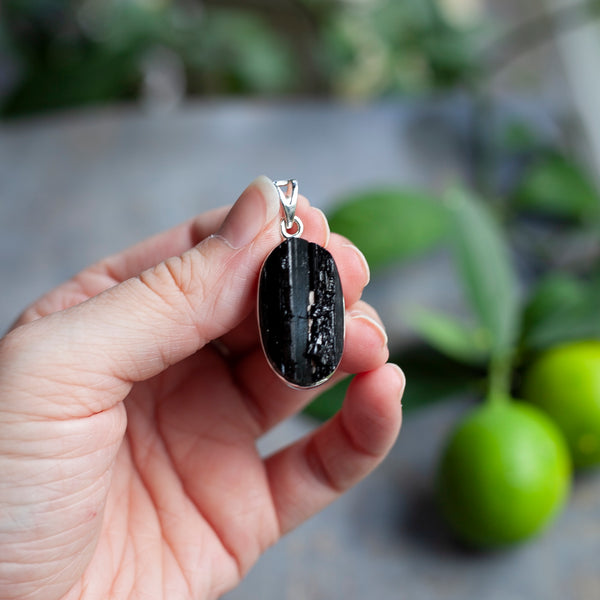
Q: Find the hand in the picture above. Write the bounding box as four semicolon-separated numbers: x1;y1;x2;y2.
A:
0;177;404;600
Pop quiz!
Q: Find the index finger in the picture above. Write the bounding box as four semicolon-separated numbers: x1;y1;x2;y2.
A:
11;205;230;328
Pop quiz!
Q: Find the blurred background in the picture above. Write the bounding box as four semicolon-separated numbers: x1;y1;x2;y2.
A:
2;1;600;599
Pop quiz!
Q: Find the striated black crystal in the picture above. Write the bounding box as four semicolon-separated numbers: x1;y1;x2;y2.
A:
258;237;344;388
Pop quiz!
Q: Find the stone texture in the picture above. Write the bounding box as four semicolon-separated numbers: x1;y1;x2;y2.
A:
258;237;344;388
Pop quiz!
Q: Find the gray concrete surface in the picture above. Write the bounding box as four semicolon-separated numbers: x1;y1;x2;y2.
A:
1;99;475;332
232;400;600;600
1;101;598;600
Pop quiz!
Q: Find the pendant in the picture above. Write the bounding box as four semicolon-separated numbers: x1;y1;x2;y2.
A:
258;180;344;389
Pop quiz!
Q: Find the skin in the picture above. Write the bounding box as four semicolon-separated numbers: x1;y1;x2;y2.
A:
0;177;404;600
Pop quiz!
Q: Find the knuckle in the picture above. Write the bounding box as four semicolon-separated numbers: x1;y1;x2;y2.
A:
137;248;209;322
163;253;195;297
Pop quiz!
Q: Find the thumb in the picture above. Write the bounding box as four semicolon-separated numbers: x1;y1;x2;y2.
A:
1;176;282;417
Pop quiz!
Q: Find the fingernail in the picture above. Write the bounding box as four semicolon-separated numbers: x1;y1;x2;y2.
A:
313;207;331;247
343;244;370;286
218;175;280;249
388;363;406;393
350;312;388;348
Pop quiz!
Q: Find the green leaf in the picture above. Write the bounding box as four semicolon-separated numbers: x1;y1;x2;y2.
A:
304;346;484;421
328;188;448;271
392;347;483;411
181;10;295;94
500;121;543;153
514;154;600;223
412;309;489;365
304;377;352;421
521;274;600;351
521;274;585;333
444;186;520;359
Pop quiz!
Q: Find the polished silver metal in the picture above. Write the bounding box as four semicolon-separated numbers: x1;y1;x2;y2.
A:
273;179;299;230
280;216;304;239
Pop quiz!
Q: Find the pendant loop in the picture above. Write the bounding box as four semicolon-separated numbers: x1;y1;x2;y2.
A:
281;216;304;239
273;179;299;230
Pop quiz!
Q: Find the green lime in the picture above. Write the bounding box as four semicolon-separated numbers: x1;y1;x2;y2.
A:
522;340;600;469
436;401;571;548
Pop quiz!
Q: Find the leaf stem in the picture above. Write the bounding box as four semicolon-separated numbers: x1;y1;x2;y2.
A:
487;353;513;405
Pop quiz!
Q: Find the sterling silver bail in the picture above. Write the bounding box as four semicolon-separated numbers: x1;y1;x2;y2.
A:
273;179;303;238
273;179;299;230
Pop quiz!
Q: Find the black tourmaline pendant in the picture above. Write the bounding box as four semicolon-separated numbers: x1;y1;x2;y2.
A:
258;229;344;389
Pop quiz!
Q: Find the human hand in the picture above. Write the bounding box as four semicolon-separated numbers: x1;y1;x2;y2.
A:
0;177;404;600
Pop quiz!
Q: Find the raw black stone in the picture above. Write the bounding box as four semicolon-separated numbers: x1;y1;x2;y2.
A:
258;237;344;388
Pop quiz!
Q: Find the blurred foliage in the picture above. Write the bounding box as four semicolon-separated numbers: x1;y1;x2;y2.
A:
514;152;600;223
320;0;485;98
308;146;600;420
328;189;448;270
411;310;489;366
520;274;600;352
444;186;520;365
0;0;487;117
305;346;483;418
